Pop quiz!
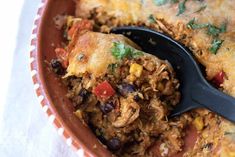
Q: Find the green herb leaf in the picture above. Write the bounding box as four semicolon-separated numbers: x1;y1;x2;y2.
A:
148;14;157;23
112;42;130;60
194;4;207;13
153;0;168;6
111;42;143;60
132;50;144;58
209;39;224;54
207;21;227;36
220;22;227;33
187;18;208;29
177;0;187;16
207;24;221;37
187;19;228;36
108;63;118;73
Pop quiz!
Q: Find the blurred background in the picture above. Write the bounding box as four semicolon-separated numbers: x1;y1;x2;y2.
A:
0;1;77;157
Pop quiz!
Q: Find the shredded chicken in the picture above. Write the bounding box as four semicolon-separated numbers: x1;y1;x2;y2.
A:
112;97;140;127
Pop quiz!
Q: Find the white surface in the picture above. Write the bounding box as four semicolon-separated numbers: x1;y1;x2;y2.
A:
0;1;77;157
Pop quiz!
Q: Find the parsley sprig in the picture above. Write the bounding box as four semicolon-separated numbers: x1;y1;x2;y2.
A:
177;0;188;16
111;42;143;60
153;0;188;16
153;0;179;5
207;25;223;37
187;18;208;29
210;39;224;54
108;63;118;73
187;18;227;54
187;18;227;35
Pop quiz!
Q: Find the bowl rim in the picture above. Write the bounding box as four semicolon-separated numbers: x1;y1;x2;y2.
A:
29;0;96;156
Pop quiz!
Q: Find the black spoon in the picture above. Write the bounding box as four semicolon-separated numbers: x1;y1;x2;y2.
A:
111;26;235;122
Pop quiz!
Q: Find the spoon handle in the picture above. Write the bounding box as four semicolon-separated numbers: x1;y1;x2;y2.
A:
191;82;235;122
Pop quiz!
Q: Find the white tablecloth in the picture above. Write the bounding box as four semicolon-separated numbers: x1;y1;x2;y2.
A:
0;1;78;157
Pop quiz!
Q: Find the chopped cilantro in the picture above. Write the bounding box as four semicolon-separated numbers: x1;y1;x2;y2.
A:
220;22;227;33
148;14;157;23
207;22;227;36
177;0;188;16
153;0;179;5
207;25;221;37
209;39;224;54
194;4;207;13
187;19;227;36
111;42;143;60
187;18;208;29
108;63;118;73
170;0;179;3
153;0;168;6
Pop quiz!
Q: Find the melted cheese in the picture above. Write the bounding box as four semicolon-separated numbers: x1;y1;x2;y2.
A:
66;31;140;77
76;0;235;96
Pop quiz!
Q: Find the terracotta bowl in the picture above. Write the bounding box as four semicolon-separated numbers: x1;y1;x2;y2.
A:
30;0;197;156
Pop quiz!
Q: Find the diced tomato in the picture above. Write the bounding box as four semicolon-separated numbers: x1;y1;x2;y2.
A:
212;71;225;87
55;48;68;68
68;19;93;38
93;81;116;100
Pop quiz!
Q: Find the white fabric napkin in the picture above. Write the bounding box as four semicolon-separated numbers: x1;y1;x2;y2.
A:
0;1;78;157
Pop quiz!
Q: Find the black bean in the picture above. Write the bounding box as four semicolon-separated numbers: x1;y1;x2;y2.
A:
88;123;106;144
97;134;107;144
99;102;114;114
79;88;90;103
50;59;65;75
107;137;121;151
79;88;90;98
118;83;136;96
133;95;141;102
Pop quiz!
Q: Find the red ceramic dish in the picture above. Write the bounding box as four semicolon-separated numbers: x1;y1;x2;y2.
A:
30;0;197;156
30;0;113;156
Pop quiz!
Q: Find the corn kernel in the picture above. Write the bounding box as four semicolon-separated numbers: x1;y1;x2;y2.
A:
193;117;204;131
129;63;143;77
127;74;136;82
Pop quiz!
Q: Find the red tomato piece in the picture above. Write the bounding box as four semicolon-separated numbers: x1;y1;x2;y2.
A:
212;71;225;87
55;48;68;68
93;81;115;100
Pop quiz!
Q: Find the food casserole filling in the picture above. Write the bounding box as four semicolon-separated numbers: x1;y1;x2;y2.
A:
50;0;235;156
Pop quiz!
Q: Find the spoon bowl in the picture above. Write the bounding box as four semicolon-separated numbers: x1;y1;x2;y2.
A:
111;26;235;122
